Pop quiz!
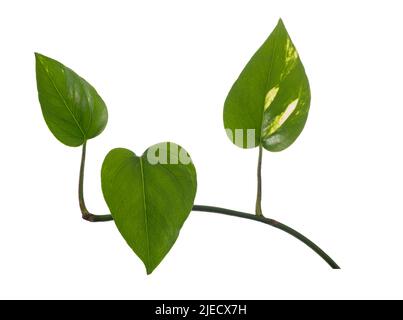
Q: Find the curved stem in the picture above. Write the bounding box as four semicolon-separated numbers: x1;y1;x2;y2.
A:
79;141;113;222
78;143;339;269
192;205;339;269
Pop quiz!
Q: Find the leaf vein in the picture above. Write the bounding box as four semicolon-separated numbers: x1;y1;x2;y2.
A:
37;58;86;139
139;157;151;272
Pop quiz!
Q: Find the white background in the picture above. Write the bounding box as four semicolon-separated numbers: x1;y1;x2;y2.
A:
0;0;402;299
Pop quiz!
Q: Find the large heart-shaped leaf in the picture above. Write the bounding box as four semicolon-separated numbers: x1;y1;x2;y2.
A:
223;19;310;152
101;142;197;274
35;53;108;147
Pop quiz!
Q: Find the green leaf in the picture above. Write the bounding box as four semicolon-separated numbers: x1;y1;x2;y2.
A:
35;53;108;147
223;19;310;152
101;142;197;274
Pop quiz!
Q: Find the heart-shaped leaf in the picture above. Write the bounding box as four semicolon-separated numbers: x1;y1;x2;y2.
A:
101;142;197;274
223;19;310;152
35;53;108;147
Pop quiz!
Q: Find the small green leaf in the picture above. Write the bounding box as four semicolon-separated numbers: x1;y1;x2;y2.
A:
223;19;310;152
101;142;197;274
35;53;108;147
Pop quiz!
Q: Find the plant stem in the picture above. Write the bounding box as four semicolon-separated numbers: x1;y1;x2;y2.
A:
79;141;113;222
255;145;263;216
192;205;340;269
77;143;340;269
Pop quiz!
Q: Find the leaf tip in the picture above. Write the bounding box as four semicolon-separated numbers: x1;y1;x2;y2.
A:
146;265;155;275
34;52;41;62
34;52;48;66
34;52;43;59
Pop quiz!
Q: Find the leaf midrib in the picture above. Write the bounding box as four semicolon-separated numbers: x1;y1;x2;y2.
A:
37;58;86;139
139;157;151;271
